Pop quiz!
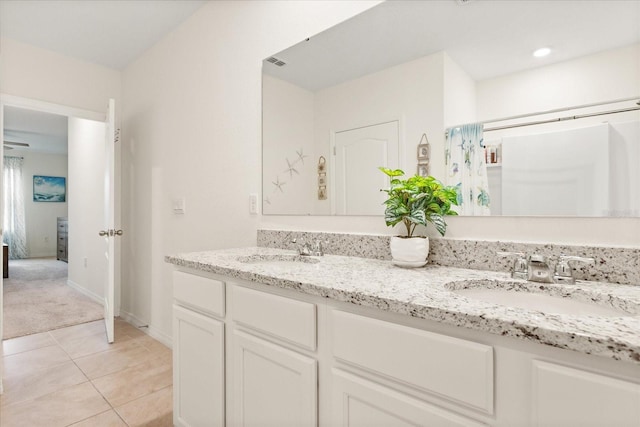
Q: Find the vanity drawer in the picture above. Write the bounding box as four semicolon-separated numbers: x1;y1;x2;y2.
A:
232;285;316;351
331;310;494;414
173;270;225;317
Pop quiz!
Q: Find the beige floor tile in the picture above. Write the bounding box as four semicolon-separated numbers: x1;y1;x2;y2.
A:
57;329;136;360
135;335;173;360
92;354;172;407
49;320;105;342
115;386;173;427
69;409;128;427
74;340;154;380
1;331;57;357
115;319;147;339
2;344;71;379
0;360;87;407
0;381;110;427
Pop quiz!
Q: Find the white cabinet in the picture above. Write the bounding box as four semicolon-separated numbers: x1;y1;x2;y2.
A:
171;269;640;427
173;305;225;427
532;360;640;427
173;270;226;427
332;369;486;427
231;329;317;427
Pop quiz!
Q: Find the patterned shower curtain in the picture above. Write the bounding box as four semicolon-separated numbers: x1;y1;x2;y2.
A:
445;123;491;216
3;156;28;259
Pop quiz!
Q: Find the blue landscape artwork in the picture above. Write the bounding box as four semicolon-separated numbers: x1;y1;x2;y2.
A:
33;175;66;202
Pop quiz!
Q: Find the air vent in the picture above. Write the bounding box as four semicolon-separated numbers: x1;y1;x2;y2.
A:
266;56;286;67
4;141;30;149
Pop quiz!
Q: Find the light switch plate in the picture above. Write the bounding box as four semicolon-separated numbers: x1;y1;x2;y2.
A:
249;194;259;214
173;198;186;214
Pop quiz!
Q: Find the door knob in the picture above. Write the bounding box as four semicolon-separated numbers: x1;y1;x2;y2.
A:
99;230;109;236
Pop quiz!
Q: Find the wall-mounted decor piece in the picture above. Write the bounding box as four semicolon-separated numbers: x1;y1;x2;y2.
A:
318;187;327;200
417;163;429;177
417;133;430;161
33;175;66;202
318;156;328;200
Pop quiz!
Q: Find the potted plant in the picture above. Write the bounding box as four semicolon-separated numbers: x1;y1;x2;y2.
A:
379;167;458;267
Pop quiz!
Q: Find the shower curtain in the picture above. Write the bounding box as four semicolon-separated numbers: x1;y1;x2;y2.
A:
445;123;491;216
3;156;28;259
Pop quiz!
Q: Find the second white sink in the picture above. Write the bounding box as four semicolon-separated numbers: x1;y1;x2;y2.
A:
447;281;633;317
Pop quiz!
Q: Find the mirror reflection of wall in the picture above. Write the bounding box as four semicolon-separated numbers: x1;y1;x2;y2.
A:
262;0;640;217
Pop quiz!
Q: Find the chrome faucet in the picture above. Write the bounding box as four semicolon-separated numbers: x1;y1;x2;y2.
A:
553;255;595;284
526;254;553;283
291;238;325;256
497;251;595;284
497;251;528;280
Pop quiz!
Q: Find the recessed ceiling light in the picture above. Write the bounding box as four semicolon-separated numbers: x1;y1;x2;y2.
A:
533;47;551;58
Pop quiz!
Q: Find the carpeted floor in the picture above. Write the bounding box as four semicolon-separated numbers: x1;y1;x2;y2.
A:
3;258;104;339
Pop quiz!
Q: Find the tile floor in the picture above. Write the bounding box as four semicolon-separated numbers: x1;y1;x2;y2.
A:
1;318;173;426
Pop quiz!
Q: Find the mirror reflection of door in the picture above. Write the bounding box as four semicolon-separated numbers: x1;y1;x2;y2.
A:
333;120;399;215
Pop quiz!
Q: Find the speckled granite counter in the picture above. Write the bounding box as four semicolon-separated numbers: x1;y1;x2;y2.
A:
166;247;640;364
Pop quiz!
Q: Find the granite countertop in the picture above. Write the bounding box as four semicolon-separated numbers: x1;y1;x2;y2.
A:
166;247;640;364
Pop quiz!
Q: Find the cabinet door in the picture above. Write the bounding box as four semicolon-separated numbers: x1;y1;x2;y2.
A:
532;360;640;427
173;305;224;427
332;369;486;427
232;330;317;427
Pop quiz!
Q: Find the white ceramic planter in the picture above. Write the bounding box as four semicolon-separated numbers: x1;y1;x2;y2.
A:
389;236;429;268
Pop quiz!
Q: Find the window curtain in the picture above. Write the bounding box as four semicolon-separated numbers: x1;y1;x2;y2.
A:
3;156;28;259
445;123;491;216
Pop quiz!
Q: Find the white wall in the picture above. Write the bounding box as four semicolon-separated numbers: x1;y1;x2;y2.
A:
121;0;382;341
262;74;316;215
8;149;68;258
67;117;107;302
443;53;477;128
477;44;640;121
0;38;122;114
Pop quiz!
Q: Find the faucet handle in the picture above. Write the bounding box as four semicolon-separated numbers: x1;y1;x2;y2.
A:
497;251;528;280
312;240;325;256
554;255;595;284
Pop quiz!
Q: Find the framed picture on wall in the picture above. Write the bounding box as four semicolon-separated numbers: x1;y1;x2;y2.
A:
417;144;430;161
33;175;66;202
417;162;429;177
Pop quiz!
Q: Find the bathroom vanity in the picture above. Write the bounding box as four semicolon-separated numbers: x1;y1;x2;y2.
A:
166;245;640;427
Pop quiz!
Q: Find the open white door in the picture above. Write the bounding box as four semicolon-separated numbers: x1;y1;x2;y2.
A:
101;99;117;343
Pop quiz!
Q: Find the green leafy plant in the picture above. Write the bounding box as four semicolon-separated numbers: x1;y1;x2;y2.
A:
379;167;458;237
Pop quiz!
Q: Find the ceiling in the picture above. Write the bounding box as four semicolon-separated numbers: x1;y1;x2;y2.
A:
0;0;206;70
4;107;68;155
264;0;640;90
1;0;206;154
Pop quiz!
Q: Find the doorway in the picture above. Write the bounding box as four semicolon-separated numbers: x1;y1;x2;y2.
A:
0;95;118;345
2;105;104;339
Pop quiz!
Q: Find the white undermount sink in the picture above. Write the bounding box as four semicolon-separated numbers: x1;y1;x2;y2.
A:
237;254;320;267
448;281;632;317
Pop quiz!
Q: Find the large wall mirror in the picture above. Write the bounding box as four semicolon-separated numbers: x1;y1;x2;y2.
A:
262;0;640;217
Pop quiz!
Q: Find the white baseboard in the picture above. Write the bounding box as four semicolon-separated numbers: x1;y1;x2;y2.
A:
28;253;57;259
119;309;173;349
66;279;103;305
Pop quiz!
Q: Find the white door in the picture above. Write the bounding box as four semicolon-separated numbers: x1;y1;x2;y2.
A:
333;121;399;215
232;329;317;427
173;305;225;427
102;99;117;343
